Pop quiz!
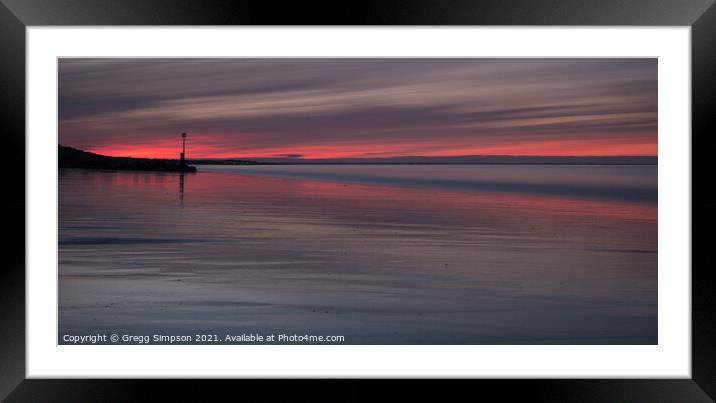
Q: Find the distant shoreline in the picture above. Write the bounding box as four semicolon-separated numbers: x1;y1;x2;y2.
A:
59;145;657;168
194;162;656;166
189;155;657;166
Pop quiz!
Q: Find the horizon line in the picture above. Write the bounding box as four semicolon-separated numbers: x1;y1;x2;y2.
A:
187;154;658;160
59;145;657;161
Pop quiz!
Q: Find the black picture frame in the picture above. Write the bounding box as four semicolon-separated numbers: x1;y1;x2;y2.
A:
1;0;714;401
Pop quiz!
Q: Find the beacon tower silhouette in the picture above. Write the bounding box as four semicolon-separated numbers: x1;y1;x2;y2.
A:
180;132;187;167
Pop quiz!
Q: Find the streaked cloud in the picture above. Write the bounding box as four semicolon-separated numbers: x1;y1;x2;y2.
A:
59;58;657;159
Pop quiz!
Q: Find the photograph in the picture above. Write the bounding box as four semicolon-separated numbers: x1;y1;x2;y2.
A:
57;57;658;345
3;0;711;398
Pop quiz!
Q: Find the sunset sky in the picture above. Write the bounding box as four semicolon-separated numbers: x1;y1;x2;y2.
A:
58;58;657;160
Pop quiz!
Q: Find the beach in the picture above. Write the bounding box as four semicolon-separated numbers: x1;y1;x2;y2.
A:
58;164;657;344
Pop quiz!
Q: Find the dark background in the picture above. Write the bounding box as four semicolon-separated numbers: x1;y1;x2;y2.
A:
1;0;714;401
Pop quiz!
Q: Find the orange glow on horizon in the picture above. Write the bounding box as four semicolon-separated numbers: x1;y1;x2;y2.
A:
85;136;657;160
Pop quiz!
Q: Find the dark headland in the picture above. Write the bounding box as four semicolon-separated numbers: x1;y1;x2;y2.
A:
59;145;197;172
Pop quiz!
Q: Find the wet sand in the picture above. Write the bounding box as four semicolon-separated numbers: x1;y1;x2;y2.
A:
58;165;657;344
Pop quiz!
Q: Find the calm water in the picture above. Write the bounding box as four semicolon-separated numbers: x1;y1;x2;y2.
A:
58;164;657;344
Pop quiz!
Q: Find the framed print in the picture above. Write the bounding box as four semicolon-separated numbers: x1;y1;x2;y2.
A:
2;0;715;401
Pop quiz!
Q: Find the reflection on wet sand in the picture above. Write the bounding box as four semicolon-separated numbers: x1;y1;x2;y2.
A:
179;172;184;206
58;165;657;344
